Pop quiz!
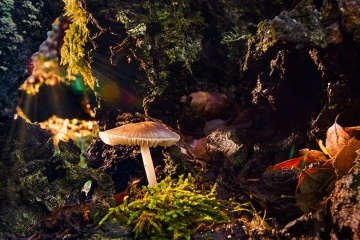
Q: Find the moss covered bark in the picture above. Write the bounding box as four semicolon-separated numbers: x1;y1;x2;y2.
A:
0;0;63;119
0;118;115;237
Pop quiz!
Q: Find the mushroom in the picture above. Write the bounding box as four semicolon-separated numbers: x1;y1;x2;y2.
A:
99;121;180;187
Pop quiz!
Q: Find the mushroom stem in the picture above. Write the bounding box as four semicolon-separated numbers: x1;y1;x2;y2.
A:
140;146;157;187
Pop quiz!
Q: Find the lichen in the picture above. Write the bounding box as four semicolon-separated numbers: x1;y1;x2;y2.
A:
60;0;95;89
207;127;249;171
99;174;232;239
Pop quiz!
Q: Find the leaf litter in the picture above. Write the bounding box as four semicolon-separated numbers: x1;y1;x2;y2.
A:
267;115;360;213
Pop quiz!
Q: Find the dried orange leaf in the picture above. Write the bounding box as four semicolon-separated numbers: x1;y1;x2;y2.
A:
333;137;360;176
343;125;360;133
325;118;351;157
303;149;329;162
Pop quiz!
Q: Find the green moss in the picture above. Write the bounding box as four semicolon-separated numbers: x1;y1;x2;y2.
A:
19;170;50;203
90;203;113;224
99;174;232;240
0;0;25;75
60;0;95;89
163;146;192;178
114;1;204;97
0;0;17;40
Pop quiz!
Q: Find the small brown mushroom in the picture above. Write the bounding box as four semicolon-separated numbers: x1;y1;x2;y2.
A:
99;121;180;187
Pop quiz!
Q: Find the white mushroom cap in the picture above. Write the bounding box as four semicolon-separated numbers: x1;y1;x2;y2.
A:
99;121;180;147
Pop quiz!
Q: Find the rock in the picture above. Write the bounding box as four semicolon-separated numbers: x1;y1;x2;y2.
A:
330;169;360;239
279;168;360;239
240;167;303;224
280;211;329;238
92;222;132;239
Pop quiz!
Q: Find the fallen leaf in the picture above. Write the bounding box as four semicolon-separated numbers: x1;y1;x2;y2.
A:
81;180;92;197
186;137;211;161
343;125;360;135
33;203;90;230
113;191;129;206
303;149;329;163
325;116;351;157
316;139;331;157
189;91;230;120
229;106;257;127
296;168;335;194
113;178;140;205
267;157;311;171
266;150;327;171
203;119;227;135
333;137;360;176
295;168;336;213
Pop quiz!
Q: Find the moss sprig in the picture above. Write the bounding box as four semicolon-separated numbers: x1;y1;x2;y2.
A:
60;0;95;89
99;174;232;240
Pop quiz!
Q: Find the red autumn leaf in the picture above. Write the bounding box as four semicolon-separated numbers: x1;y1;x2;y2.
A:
325;117;351;157
266;150;327;171
267;157;308;171
333;137;360;176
